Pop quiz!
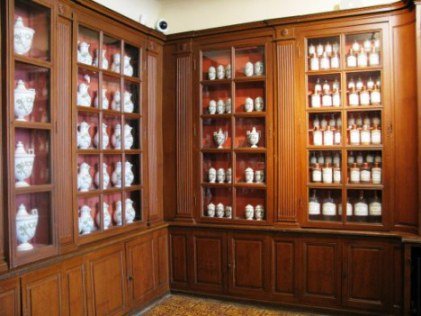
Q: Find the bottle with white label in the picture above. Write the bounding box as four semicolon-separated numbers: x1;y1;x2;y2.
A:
363;38;372;52
356;152;364;165
332;89;341;107
321;116;328;129
322;191;337;219
320;52;330;70
322;80;330;93
310;53;320;71
331;51;340;69
323;126;334;146
322;91;332;107
339;198;353;217
354;191;368;220
310;152;317;165
350;124;360;145
360;162;371;183
350;163;361;183
308;44;316;56
313;127;323;146
369;191;382;222
360;125;371;145
370;85;381;105
314;78;322;93
325;42;332;56
347;114;355;128
369;47;380;66
349;87;359;106
366;153;374;164
322;163;333;184
363;116;371;127
311;91;321;108
356;77;364;91
348;151;355;165
357;48;368;67
334;128;341;145
367;77;375;90
347;49;357;67
316;43;324;57
312;163;322;183
371;124;382;145
348;78;356;90
336;116;342;128
352;40;361;52
372;114;381;126
317;152;325;164
360;87;370;106
372;162;382;184
333;163;341;183
328;114;336;128
309;190;321;220
333;152;341;165
356;114;363;127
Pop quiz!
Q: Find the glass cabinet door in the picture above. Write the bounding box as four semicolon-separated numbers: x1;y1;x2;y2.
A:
9;0;56;267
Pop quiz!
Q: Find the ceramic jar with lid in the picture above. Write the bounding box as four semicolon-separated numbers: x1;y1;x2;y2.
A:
14;17;35;55
14;80;36;121
207;203;215;217
16;204;38;251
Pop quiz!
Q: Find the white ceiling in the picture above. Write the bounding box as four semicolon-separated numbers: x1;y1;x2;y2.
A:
94;0;398;34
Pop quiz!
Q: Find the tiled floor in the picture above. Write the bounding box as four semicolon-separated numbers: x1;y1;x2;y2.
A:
139;294;325;316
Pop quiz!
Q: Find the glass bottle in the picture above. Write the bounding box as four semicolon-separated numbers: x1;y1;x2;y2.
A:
336;116;342;129
330;51;340;69
356;77;364;91
375;153;382;164
348;151;355;165
372;114;381;126
357;47;368;67
332;88;341;107
322;191;337;219
323;126;334;146
333;152;341;165
363;38;372;52
311;91;321;108
349;87;359;106
369;47;380;66
320;52;330;70
310;152;317;165
360;87;370;106
349;124;360;145
313;115;320;129
363;115;371;127
348;78;356;90
308;43;316;56
360;162;371;183
322;80;330;93
322;90;332;107
350;163;361;183
360;124;371;145
339;198;353;217
325;154;333;164
334;127;341;145
312;163;322;183
371;124;382;145
332;79;340;91
333;163;341;183
321;116;328;129
310;53;319;71
347;48;357;67
329;114;336;128
352;40;361;52
367;77;375;90
309;190;321;220
314;78;322;93
372;162;382;184
354;190;368;220
356;152;364;165
317;152;325;164
316;43;324;57
356;114;363;127
325;42;333;56
369;191;382;221
370;85;381;105
348;113;355;128
366;153;374;164
313;127;323;146
322;163;333;184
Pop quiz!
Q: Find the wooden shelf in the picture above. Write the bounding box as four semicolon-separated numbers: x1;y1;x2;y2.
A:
124;112;142;119
234;112;266;118
307;145;342;150
201;148;232;153
306;107;342;113
102;69;121;79
234;147;267;153
345;145;383;150
77;149;100;155
234;76;266;83
201;182;232;188
345;105;383;111
344;66;383;73
123;75;141;84
200;79;231;85
15;54;52;69
235;183;266;189
13;121;52;130
103;109;122;117
124;185;143;192
77;190;101;198
124;149;142;155
201;114;231;119
77;62;100;73
15;184;53;194
77;106;100;114
307;183;342;189
346;183;384;190
305;69;341;76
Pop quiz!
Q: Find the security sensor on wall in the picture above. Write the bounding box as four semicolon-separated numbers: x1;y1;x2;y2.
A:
156;19;168;33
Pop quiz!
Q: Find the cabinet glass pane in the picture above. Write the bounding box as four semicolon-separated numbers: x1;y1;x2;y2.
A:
123;81;140;114
14;63;50;123
202;187;232;219
235;153;265;185
16;192;52;251
307;74;341;109
104;114;122;150
103;154;123;189
14;0;50;61
345;111;382;146
202;118;231;149
308;150;342;185
103;192;123;229
103;75;120;112
235;188;265;221
124;119;140;150
78;195;100;235
77;112;98;150
308;112;342;147
202;50;231;81
235;46;265;78
307;36;340;71
346;189;382;223
124;154;141;187
346;150;382;185
308;189;341;222
124;190;142;224
346;71;382;107
124;43;140;78
102;34;120;72
202;153;231;184
77;26;99;66
345;32;381;69
77;68;99;108
235;81;265;113
202;84;231;115
77;154;99;192
235;117;265;148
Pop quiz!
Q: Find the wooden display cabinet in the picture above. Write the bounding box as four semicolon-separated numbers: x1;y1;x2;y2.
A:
298;23;393;230
74;18;145;243
197;41;273;224
4;0;57;267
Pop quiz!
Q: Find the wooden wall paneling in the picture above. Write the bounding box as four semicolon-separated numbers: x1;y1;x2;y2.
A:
21;264;63;316
85;243;127;315
341;240;392;312
190;230;227;293
56;13;75;252
392;244;403;313
175;41;195;222
228;233;270;299
61;256;88;316
276;40;298;224
169;229;190;289
153;228;169;291
389;12;418;232
0;277;20;316
146;39;164;225
415;0;421;236
271;236;299;302
300;238;342;306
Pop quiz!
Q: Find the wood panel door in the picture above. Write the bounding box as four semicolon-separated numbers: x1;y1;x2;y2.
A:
342;240;392;311
0;277;20;316
190;230;227;293
154;229;169;291
86;243;127;315
228;233;270;298
126;234;156;307
169;229;189;289
21;265;63;316
272;237;299;302
61;257;88;316
301;239;342;306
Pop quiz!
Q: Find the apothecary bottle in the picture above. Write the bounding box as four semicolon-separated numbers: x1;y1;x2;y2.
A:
370;85;381;105
339;198;353;216
323;126;333;146
350;124;360;145
322;163;333;184
354;191;369;219
309;190;321;219
357;48;368;67
322;191;336;218
313;127;323;146
330;51;340;69
372;162;382;184
332;88;341;107
311;91;321;108
320;52;330;70
369;47;380;66
312;163;322;183
360;162;371;183
369;192;382;219
350;163;361;183
371;124;381;144
347;48;357;67
310;53;319;71
322;90;332;107
360;124;371;145
333;163;341;183
349;87;359;106
360;87;370;106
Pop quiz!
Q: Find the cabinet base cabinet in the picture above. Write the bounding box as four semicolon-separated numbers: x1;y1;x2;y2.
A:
0;277;20;316
169;227;402;315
